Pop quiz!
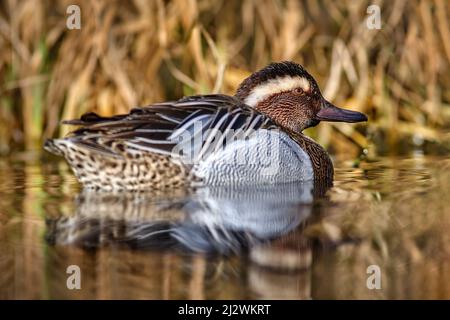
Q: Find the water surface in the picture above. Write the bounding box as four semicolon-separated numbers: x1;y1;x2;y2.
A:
0;154;449;299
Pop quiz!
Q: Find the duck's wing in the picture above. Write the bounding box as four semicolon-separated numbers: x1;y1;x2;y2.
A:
59;94;276;160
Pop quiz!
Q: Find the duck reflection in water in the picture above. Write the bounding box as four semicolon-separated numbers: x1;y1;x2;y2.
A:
46;180;323;255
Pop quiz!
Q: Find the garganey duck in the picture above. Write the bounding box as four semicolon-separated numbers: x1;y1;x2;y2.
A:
44;61;367;191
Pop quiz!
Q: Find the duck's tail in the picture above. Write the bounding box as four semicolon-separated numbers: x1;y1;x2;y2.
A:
44;138;66;157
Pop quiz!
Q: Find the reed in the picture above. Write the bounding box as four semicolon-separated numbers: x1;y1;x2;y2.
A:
0;0;449;156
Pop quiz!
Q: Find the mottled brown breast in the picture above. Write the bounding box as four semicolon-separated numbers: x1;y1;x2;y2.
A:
286;130;334;192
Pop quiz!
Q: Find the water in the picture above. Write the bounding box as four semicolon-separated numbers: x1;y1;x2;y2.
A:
0;153;449;299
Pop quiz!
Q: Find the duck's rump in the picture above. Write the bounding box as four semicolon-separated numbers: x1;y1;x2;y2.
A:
45;94;314;191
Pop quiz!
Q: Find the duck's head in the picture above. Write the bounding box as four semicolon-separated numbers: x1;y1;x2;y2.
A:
235;61;367;132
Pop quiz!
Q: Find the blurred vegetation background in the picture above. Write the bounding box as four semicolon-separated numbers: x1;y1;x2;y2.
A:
0;0;449;157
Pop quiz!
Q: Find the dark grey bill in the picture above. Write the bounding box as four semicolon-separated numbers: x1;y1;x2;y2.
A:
316;100;368;123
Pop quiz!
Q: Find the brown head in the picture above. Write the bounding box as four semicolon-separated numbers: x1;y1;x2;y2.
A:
235;61;367;132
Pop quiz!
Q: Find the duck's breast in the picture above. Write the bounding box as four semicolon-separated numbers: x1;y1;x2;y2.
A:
191;129;314;186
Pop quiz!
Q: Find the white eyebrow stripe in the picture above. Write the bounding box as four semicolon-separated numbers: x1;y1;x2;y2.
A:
243;75;311;107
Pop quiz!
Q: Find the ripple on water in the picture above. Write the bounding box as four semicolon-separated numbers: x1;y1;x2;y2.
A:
0;156;449;299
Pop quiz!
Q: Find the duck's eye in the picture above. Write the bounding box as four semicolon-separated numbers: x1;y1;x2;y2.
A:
294;88;304;94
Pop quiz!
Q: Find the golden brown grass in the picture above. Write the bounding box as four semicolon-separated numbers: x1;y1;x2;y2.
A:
0;0;449;155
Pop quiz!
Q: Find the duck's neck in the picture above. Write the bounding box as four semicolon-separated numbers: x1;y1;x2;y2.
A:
287;130;334;189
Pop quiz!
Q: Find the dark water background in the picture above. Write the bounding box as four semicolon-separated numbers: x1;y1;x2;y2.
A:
0;152;449;299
